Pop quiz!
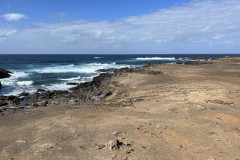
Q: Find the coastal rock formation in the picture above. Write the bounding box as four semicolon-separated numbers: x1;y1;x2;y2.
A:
0;82;2;89
0;68;11;79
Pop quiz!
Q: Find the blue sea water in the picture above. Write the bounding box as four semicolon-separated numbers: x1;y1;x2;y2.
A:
0;54;239;96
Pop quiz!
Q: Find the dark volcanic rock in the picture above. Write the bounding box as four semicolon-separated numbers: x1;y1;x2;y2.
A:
67;83;79;85
19;92;29;97
97;68;119;73
0;68;11;79
71;73;112;101
37;89;45;92
0;82;2;89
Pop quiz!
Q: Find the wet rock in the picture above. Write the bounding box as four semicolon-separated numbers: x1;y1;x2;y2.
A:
97;68;119;73
67;83;79;85
18;92;29;97
37;89;45;92
0;102;7;107
107;139;120;150
0;82;2;89
0;68;11;79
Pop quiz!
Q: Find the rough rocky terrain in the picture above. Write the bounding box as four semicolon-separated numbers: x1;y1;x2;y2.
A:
0;68;12;90
0;57;240;160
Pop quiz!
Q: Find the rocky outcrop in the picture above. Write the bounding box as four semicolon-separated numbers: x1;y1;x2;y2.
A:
0;82;2;89
1;66;161;112
0;68;11;79
71;73;113;101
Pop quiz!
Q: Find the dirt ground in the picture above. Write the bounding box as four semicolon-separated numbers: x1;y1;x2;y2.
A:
0;57;240;160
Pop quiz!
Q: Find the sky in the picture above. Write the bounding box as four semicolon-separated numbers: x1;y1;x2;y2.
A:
0;0;240;54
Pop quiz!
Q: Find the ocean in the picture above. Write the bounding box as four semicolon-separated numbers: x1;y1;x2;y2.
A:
0;54;239;96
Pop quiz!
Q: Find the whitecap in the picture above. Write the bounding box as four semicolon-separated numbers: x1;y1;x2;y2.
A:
33;62;128;74
94;57;103;59
1;71;29;86
135;57;175;61
17;81;33;86
59;76;81;81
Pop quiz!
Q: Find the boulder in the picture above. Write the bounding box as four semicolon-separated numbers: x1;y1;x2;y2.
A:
0;68;11;79
0;82;2;89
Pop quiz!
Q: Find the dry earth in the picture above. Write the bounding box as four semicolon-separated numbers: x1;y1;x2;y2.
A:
0;57;240;160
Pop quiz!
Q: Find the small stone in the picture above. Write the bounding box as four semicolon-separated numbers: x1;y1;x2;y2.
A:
123;157;128;160
215;139;218;141
126;148;134;154
185;108;191;117
96;144;105;150
123;142;130;146
157;125;168;129
112;131;120;136
107;139;120;150
16;140;26;144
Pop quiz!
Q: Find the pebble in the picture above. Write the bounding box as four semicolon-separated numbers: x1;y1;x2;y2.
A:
126;148;134;154
16;140;26;144
157;125;168;129
96;144;105;150
113;131;120;136
107;139;120;150
123;142;130;146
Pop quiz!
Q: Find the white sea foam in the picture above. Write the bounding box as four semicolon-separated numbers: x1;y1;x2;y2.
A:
94;57;103;59
17;81;33;86
43;83;70;91
135;57;175;61
34;62;127;74
59;76;81;81
1;72;29;86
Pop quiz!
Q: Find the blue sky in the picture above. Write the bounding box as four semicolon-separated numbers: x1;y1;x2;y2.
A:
0;0;240;54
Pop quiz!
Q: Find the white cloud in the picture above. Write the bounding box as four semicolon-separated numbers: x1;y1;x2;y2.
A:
1;0;240;54
1;13;27;21
0;28;18;42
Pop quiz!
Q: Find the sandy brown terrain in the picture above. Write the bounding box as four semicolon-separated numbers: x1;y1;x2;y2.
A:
0;57;240;160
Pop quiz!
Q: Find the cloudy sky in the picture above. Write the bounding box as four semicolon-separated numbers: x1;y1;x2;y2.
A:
0;0;240;54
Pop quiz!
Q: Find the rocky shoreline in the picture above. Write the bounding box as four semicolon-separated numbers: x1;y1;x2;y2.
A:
0;68;12;90
0;66;165;113
0;57;233;113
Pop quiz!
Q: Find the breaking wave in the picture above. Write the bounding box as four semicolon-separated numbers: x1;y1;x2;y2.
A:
135;57;175;61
